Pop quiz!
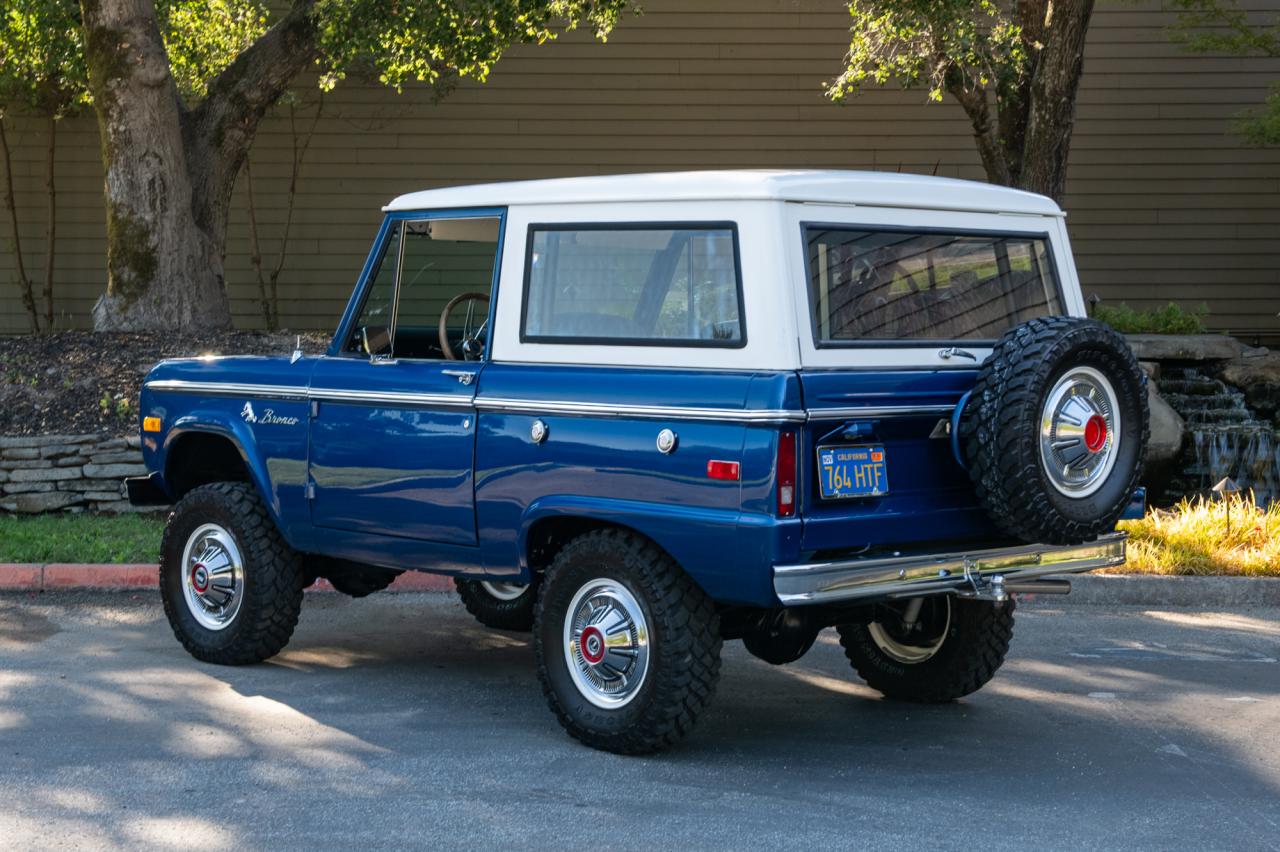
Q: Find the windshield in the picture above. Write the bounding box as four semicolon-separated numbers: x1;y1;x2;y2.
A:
804;226;1062;343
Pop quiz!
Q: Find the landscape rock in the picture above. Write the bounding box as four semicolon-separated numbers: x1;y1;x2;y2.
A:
90;451;143;465
2;482;55;494
53;456;89;467
1145;384;1186;467
0;434;98;450
1217;350;1280;418
2;448;40;461
81;462;149;479
7;467;82;484
1126;334;1244;363
0;491;84;513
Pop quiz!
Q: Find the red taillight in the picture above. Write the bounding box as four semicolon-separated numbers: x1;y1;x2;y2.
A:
776;431;797;517
707;460;740;481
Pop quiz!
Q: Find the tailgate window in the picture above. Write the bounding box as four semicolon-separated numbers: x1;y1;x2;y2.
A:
804;226;1062;343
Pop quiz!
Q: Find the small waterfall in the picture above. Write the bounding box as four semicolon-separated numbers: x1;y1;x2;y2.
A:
1156;367;1280;506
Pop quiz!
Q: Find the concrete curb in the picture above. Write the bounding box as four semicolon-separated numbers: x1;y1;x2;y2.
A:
0;563;454;593
2;564;1278;606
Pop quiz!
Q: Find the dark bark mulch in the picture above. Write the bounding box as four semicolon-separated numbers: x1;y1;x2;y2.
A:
0;331;330;437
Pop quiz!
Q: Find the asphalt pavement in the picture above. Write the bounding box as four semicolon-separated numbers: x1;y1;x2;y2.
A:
1;591;1277;851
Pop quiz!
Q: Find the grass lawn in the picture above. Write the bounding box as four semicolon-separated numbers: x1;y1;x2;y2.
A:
0;513;165;564
1116;494;1280;577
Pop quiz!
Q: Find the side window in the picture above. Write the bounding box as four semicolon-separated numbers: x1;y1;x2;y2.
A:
522;225;744;346
347;216;501;360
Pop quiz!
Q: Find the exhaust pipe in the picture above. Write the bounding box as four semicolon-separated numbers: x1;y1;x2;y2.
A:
1002;579;1072;595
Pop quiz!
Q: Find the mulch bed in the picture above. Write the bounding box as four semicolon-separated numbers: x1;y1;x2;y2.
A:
0;330;330;437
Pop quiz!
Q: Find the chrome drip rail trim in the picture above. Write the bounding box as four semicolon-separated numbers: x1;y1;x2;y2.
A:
144;379;310;401
774;532;1127;605
473;396;807;424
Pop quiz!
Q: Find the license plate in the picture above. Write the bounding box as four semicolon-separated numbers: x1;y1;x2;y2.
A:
817;444;889;499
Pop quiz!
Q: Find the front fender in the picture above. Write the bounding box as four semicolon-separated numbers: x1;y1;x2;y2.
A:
519;495;782;607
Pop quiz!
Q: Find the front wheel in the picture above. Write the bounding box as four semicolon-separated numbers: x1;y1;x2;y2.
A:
159;482;305;665
836;596;1015;703
534;529;722;754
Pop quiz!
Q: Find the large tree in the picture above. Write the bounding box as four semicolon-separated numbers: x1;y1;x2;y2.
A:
80;0;629;332
826;0;1095;203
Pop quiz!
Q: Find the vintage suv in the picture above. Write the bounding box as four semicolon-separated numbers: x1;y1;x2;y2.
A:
130;170;1148;754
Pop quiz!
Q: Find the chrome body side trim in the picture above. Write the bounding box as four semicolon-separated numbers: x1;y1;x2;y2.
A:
774;532;1127;605
805;404;956;420
144;379;310;401
308;387;474;409
473;396;808;424
145;380;948;423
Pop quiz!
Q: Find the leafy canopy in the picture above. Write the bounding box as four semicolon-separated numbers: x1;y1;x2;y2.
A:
312;0;628;92
0;0;89;117
825;0;1027;104
1171;0;1280;146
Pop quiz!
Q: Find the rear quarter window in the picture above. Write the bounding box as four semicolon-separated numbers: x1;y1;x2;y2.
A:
804;226;1062;344
521;224;745;347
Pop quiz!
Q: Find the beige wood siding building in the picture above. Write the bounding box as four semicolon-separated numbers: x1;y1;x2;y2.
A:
2;0;1279;343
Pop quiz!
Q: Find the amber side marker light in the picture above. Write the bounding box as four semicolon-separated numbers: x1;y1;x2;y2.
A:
143;416;162;433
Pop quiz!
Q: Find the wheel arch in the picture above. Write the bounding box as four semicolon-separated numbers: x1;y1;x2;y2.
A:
162;421;286;533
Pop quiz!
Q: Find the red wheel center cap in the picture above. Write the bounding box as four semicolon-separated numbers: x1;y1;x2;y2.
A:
580;626;605;665
1084;415;1108;453
191;564;209;593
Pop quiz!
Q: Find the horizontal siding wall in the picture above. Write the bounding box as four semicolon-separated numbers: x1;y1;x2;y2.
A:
1;0;1278;342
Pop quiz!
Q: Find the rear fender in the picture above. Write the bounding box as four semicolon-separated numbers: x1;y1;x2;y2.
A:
518;495;780;607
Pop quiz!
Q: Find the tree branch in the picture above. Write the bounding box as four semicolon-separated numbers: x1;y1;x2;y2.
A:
183;0;320;239
947;79;1013;187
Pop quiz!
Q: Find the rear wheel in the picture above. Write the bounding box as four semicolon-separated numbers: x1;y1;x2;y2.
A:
836;596;1015;703
534;529;721;754
159;483;305;665
455;577;537;631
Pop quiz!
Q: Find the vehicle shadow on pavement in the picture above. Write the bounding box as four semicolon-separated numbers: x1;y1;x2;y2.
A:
1;593;1278;849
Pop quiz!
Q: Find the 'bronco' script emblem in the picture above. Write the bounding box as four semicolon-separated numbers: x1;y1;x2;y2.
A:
241;401;299;426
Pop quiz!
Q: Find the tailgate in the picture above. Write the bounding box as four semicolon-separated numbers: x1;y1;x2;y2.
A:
798;369;997;553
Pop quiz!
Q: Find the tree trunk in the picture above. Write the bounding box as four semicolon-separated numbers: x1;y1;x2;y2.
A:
82;0;232;331
43;117;57;331
1015;0;1096;202
81;0;318;332
0;116;40;332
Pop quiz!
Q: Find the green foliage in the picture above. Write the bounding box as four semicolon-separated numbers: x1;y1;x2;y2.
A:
0;0;89;117
825;0;1026;104
1170;0;1280;146
157;0;269;102
0;512;164;563
1092;301;1209;335
312;0;630;93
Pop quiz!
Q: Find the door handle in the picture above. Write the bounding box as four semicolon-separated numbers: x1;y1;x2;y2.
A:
442;369;476;385
369;355;398;366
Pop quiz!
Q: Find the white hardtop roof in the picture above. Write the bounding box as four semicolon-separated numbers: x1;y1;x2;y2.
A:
384;169;1062;217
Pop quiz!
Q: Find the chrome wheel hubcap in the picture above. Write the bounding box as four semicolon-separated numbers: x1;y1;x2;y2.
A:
480;581;528;602
563;579;650;709
181;523;245;631
1039;366;1120;498
868;598;951;664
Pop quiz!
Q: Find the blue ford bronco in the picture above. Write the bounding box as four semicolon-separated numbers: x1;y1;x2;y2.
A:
130;171;1148;754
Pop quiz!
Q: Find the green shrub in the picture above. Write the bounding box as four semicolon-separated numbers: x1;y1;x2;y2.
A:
1092;301;1209;335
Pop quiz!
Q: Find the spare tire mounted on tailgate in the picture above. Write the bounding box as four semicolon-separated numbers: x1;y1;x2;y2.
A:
959;317;1150;545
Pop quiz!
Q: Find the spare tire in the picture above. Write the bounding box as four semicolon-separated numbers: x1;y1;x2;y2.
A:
959;317;1149;545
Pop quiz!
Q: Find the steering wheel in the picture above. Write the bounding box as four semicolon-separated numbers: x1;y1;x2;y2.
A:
439;292;490;361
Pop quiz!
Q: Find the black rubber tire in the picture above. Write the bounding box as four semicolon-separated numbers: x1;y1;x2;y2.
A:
960;316;1149;545
534;529;722;754
454;577;537;631
837;597;1015;703
159;482;305;665
310;557;401;598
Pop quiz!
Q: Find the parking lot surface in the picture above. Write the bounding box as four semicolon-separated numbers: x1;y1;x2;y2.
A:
1;592;1277;851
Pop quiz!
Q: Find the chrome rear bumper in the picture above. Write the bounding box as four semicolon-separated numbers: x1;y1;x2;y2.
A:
773;532;1127;606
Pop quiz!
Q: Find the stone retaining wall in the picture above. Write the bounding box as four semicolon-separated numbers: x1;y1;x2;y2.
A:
0;433;151;514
